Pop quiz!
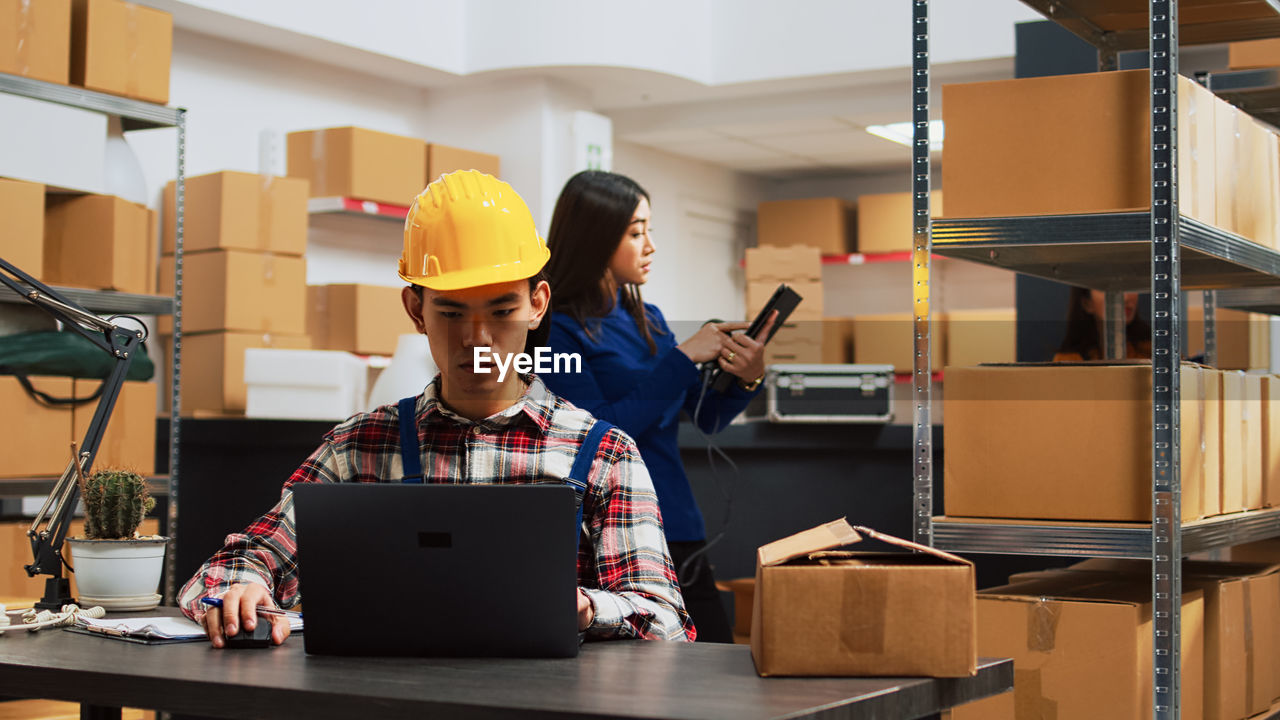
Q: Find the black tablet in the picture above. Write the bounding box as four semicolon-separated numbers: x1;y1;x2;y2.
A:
705;283;803;393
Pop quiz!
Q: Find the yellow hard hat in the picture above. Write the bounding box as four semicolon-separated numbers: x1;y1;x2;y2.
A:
399;170;550;291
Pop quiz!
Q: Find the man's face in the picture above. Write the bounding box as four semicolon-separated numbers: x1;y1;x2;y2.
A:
402;279;550;398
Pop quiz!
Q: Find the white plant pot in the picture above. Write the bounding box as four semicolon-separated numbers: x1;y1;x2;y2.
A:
68;537;168;612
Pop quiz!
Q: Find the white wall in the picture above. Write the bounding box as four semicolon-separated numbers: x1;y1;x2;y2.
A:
612;140;769;339
141;0;1042;88
119;28;765;312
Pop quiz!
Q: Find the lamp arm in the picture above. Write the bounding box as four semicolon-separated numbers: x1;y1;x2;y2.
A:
1;255;144;610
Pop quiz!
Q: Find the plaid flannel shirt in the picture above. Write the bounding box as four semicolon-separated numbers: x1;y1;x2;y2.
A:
178;375;695;642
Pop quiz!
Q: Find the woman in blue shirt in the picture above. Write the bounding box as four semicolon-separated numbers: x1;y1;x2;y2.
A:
539;170;773;642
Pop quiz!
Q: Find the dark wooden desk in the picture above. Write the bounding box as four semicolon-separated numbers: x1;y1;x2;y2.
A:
0;616;1011;720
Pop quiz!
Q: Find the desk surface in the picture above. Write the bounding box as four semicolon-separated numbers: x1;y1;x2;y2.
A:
0;613;1011;720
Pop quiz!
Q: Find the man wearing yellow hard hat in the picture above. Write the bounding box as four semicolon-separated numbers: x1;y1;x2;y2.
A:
178;170;695;646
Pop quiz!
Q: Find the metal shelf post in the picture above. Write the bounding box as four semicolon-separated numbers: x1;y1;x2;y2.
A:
911;0;933;547
1150;3;1183;716
165;110;186;604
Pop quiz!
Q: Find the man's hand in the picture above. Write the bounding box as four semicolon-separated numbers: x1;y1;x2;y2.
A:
576;589;595;631
201;583;291;648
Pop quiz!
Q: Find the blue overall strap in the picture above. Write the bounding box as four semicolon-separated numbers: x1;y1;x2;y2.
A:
567;420;613;552
397;396;423;483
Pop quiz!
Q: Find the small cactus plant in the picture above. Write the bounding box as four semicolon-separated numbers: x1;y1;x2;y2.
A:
81;469;155;540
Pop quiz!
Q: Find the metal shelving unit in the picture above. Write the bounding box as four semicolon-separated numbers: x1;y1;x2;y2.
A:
932;212;1280;290
0;73;186;601
1206;67;1280;126
913;2;1280;718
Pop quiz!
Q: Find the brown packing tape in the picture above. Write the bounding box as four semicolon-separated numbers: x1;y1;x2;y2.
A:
124;2;139;98
258;175;274;251
1245;582;1256;709
262;255;276;333
312;129;326;196
15;0;31;76
1027;597;1060;653
1014;668;1057;720
838;570;886;655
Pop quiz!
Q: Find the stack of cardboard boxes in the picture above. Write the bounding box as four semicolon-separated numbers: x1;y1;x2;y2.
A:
944;364;1280;524
0;0;173;103
159;171;311;416
949;558;1280;720
941;68;1279;252
0;177;158;478
743;245;824;364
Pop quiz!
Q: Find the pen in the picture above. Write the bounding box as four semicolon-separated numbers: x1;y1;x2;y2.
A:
200;597;299;619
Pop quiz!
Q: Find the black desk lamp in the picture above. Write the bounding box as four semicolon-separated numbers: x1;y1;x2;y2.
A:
0;256;143;610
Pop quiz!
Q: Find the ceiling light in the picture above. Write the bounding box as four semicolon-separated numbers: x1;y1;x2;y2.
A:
866;120;943;151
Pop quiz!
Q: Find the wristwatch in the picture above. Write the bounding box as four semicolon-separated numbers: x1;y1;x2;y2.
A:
738;374;764;392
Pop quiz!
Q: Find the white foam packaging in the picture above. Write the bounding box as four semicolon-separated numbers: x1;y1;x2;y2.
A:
244;348;368;421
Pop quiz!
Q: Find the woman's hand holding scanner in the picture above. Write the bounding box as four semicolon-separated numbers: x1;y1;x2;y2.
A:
720;310;777;383
201;584;291;648
677;321;748;364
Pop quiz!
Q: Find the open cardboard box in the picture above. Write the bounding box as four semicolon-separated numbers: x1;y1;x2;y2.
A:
750;519;976;678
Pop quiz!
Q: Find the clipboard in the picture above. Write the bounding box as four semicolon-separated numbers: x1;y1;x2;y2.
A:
65;625;204;645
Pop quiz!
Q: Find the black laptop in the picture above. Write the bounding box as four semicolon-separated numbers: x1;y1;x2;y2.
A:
292;483;580;658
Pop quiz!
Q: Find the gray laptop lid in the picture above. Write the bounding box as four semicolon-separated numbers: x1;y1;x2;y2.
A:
292;483;580;658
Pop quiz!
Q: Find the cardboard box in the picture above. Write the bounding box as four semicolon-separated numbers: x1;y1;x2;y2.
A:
1033;558;1280;719
1263;376;1280;507
44;194;156;295
73;379;155;475
855;190;942;255
1223;370;1246;514
287;126;426;207
157;250;307;335
1216;95;1242;237
1204;368;1223;517
1188;562;1280;716
746;278;822;322
944;364;1207;522
307;284;411;357
70;0;172;104
1188;306;1271;371
756;198;854;255
162;331;311;415
764;322;824;365
852;312;945;373
426;143;500;181
821;318;854;364
0;178;45;280
163;172;309;256
1245;373;1265;510
1236;115;1280;250
956;574;1204;720
744;245;821;283
1230;38;1280;70
942;70;1215;225
0;375;74;478
750;519;976;678
945;308;1016;368
0;0;71;84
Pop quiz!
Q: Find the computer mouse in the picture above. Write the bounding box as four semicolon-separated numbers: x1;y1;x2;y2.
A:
223;621;272;648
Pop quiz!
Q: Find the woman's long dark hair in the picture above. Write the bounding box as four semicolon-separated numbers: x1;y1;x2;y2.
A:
1057;286;1150;360
544;170;663;354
